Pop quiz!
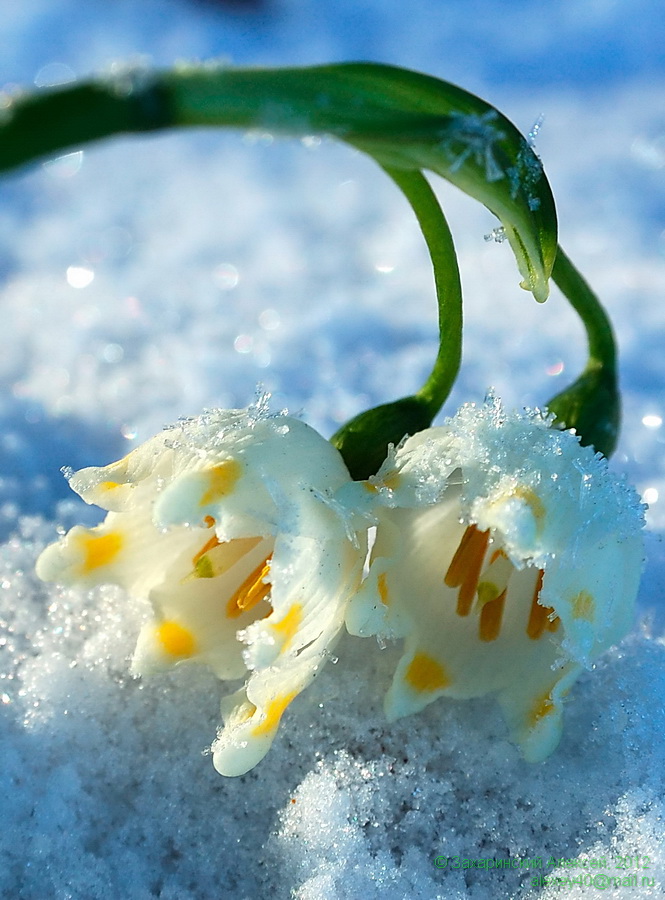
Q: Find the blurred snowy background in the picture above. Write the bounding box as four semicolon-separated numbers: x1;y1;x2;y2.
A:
1;1;664;897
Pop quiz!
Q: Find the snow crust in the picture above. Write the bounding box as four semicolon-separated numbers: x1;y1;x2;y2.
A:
1;1;664;897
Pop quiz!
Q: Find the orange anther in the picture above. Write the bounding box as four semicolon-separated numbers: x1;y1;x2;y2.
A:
227;556;272;619
478;588;507;642
526;570;559;639
444;524;490;616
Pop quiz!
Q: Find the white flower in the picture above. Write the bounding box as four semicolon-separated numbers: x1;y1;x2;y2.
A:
345;395;644;762
37;406;364;776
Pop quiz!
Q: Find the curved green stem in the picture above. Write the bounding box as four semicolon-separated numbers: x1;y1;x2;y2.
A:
381;166;463;417
331;168;463;477
547;245;620;457
552;245;616;374
0;62;556;303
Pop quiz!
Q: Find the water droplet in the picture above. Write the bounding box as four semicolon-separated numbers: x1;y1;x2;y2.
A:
34;62;76;88
43;150;84;178
301;135;322;149
546;361;565;376
243;130;274;146
484;226;506;243
102;343;124;364
213;263;239;290
66;266;94;288
258;308;280;331
528;114;545;148
642;414;662;429
234;334;253;354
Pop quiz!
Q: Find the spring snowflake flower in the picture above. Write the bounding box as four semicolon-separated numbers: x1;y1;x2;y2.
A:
346;395;644;762
37;407;364;776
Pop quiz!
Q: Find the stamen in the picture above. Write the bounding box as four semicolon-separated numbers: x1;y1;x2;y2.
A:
185;534;263;582
444;524;490;616
192;533;221;567
478;588;507;641
227;556;272;619
526;570;559;639
475;547;513;639
489;547;508;565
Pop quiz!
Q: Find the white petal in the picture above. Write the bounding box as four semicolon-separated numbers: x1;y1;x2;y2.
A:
37;405;364;776
351;395;645;762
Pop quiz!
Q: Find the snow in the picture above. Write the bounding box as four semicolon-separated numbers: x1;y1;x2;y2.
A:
1;1;664;897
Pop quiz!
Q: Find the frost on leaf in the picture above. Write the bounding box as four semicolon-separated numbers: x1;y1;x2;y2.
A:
440;111;507;183
507;143;545;211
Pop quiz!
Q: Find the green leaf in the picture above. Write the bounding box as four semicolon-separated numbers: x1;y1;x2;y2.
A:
0;62;556;301
331;395;433;480
547;362;620;459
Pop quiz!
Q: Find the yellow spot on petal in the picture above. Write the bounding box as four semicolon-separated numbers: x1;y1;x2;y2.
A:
156;621;197;658
377;572;390;605
272;604;303;651
571;590;595;622
405;653;451;693
77;531;123;574
252;690;298;736
99;480;120;491
382;470;401;491
508;485;546;531
227;556;272;619
528;691;556;728
199;459;242;507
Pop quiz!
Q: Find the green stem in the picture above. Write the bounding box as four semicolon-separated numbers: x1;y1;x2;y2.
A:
0;62;556;303
547;245;620;457
552;245;616;374
330;168;463;477
381;166;463;417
